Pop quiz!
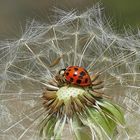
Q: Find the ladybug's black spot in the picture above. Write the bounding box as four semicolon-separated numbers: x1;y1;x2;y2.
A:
76;79;81;84
73;74;77;76
66;72;69;76
80;71;86;77
70;78;74;82
74;67;78;71
85;78;88;83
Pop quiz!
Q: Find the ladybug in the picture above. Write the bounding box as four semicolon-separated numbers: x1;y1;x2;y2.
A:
59;66;92;87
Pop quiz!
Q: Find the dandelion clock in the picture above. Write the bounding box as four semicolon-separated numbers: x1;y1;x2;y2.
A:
0;3;140;140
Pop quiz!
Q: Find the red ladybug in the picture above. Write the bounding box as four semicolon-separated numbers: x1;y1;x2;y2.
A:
63;66;92;87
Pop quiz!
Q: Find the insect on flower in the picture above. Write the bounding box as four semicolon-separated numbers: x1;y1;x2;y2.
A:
55;65;105;95
41;55;123;139
42;56;109;117
58;66;92;87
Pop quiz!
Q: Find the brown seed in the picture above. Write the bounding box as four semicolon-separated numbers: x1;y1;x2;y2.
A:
86;101;94;107
53;100;64;111
93;85;104;90
65;99;73;117
48;98;59;109
80;94;94;107
78;94;87;103
71;97;81;112
93;90;112;99
74;97;84;109
83;94;95;103
92;80;103;86
49;54;64;67
43;91;57;100
45;99;55;107
48;79;59;87
44;84;59;91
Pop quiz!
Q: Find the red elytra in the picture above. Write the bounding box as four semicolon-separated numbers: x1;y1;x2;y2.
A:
64;66;92;87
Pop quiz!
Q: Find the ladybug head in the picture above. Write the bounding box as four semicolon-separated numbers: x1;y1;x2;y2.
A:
58;68;66;76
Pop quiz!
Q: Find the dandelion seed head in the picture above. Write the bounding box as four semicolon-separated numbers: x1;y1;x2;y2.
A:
0;3;140;140
57;86;85;101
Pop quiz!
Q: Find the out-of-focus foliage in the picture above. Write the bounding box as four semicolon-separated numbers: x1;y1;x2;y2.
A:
0;0;140;39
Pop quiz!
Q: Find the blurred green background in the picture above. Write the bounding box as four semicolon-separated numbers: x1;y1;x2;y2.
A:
0;0;140;38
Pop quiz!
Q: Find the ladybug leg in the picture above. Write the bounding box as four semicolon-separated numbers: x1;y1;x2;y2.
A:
55;75;66;87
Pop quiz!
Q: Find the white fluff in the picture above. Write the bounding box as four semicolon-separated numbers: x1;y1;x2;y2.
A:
0;3;140;140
